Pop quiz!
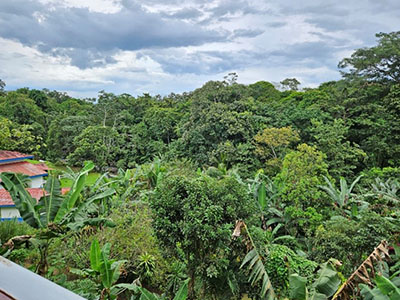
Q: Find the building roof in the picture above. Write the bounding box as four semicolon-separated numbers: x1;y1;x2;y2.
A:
0;151;34;164
0;161;48;178
0;188;70;206
0;256;86;300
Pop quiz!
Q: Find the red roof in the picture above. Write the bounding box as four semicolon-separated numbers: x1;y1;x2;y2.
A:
0;188;70;206
0;151;33;162
0;161;48;177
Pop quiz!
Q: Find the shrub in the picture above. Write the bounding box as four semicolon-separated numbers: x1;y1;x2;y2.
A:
275;144;330;210
151;174;257;298
0;219;33;243
264;244;317;297
311;212;395;275
49;203;170;290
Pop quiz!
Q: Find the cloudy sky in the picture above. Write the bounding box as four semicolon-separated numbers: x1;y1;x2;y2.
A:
0;0;399;97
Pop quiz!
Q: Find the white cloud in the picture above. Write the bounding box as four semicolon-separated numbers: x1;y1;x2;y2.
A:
1;0;399;97
38;0;122;13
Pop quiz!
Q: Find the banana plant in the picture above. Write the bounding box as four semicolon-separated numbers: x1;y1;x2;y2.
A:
137;158;168;189
319;175;363;209
0;162;116;274
77;240;189;300
359;244;400;300
245;170;282;230
360;275;400;300
371;178;400;204
319;175;367;218
71;239;138;300
289;259;341;300
137;279;189;300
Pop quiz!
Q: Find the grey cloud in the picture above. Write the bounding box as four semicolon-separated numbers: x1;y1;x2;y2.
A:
267;21;287;28
145;49;264;75
208;0;263;17
48;48;118;69
0;0;226;68
276;1;351;17
0;0;42;16
2;0;400;97
232;28;264;38
269;41;340;67
162;7;203;19
197;0;270;24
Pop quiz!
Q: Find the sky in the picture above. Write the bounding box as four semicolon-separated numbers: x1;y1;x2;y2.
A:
0;0;399;98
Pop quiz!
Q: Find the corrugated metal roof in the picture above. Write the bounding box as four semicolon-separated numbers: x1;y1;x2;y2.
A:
0;151;33;162
0;188;70;206
0;161;48;177
0;256;85;300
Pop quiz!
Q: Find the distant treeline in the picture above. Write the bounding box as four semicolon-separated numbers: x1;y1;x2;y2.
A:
1;31;399;180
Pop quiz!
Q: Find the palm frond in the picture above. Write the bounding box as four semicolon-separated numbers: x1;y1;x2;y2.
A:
332;240;390;300
233;220;276;299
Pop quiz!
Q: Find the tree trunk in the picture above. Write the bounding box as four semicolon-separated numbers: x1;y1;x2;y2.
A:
37;244;49;276
188;267;195;299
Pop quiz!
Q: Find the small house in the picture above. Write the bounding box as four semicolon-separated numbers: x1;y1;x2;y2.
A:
0;151;49;220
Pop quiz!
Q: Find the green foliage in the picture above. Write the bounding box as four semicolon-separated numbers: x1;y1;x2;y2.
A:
289;259;341;300
319;175;363;213
138;279;189;300
151;174;256;298
339;31;400;83
71;239;137;300
359;244;400;300
0;162;116;274
210;141;259;177
248;81;280;102
241;248;275;299
47;116;91;160
63;278;99;300
264;244;317;295
311;212;394;275
68;125;123;171
0;117;44;156
310;119;366;178
280;78;301;91
254;126;300;174
275;144;330;210
0;219;33;244
371;178;400;204
283;206;323;237
93;205;169;288
362;167;400;186
0;92;45;125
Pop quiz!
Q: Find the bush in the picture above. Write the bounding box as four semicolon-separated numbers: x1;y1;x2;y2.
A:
0;219;38;268
284;206;324;237
311;212;395;275
96;204;170;288
51;203;169;290
151;174;257;298
361;167;400;187
311;217;358;275
275;144;330;210
0;219;33;243
264;244;317;297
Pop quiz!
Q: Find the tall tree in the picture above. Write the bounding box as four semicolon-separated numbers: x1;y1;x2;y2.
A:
310;119;366;178
339;31;400;83
0;79;5;96
151;175;255;298
68;125;122;171
275;144;330;209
